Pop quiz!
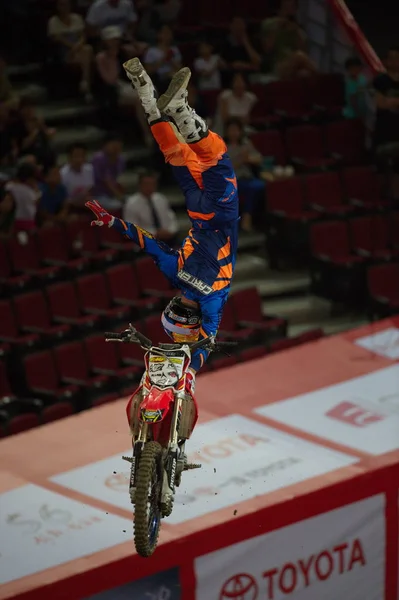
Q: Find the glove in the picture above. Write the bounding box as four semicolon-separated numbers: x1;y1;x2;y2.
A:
85;199;115;228
185;368;196;396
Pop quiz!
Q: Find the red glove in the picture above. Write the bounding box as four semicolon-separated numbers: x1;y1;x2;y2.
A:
185;369;196;396
85;199;115;227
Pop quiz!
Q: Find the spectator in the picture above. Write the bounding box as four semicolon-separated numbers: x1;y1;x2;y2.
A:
221;18;259;74
0;56;19;109
143;24;182;90
187;81;210;125
123;170;178;242
91;133;126;210
343;57;369;121
60;143;94;206
86;0;137;37
5;161;41;232
0;187;15;237
95;26;151;145
11;97;56;169
259;0;316;80
216;73;257;133
38;165;71;225
373;47;399;198
194;42;224;91
224;118;264;232
47;0;94;102
153;0;181;26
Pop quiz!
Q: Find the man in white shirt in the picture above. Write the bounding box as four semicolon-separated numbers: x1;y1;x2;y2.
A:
86;0;137;38
60;143;94;206
123;170;179;243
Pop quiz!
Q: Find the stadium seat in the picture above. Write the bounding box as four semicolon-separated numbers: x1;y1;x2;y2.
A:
37;225;90;273
76;272;131;322
54;340;111;390
240;346;267;362
231;287;287;340
284;125;337;170
65;218;119;266
144;314;171;345
91;393;120;407
8;233;61;282
0;241;32;295
211;355;238;370
250;130;286;165
135;256;176;299
310;221;361;265
342;166;388;210
106;263;160;311
218;298;258;342
14;291;71;340
42;401;74;424
391;212;399;252
308;73;344;115
297;328;325;343
0;299;40;348
367;263;399;317
118;321;147;367
46;281;101;330
84;334;141;388
304;172;353;215
267;80;314;121
270;337;302;353
250;85;281;127
267;177;317;221
0;360;13;399
349;215;394;260
23;350;80;401
200;89;220;117
97;224;132;257
325;119;365;165
8;412;40;435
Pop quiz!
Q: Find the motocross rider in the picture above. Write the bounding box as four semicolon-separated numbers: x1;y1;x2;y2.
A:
86;60;239;396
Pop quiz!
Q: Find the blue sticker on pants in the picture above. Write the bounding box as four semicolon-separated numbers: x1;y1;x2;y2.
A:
86;567;181;599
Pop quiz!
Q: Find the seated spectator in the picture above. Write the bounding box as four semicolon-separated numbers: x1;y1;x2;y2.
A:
86;0;141;55
91;133;126;210
153;0;181;26
143;24;182;90
343;57;369;121
221;18;260;74
259;0;316;80
216;73;257;134
60;143;94;206
194;41;224;91
0;56;19;109
373;46;399;198
0;187;15;238
38;165;71;225
11;97;56;169
95;26;151;145
5;161;41;232
123;170;178;243
224;118;264;232
47;0;94;102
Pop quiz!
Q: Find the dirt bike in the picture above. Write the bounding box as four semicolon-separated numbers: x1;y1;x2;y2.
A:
104;324;237;557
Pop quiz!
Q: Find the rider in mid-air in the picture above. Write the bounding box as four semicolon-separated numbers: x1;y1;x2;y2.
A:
86;59;239;395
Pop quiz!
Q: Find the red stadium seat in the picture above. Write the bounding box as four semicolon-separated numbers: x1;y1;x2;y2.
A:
250;130;287;165
135;257;176;299
231;287;287;338
218;298;257;341
0;300;40;347
342;166;388;210
325;119;365;164
250;85;281;127
349;215;393;260
106;263;160;311
84;334;141;386
310;221;363;265
76;273;131;321
308;73;344;115
46;281;101;329
37;224;89;273
23;350;80;399
240;346;267;362
14;291;71;340
91;393;120;407
65;218;118;266
42;401;74;424
0;360;12;398
8;233;60;282
391;212;399;251
297;328;325;343
211;355;237;370
267;177;317;221
118;321;147;367
54;340;111;388
284;125;337;170
144;314;170;345
0;241;31;293
270;337;302;353
267;80;314;121
304;172;352;215
368;263;399;310
200;89;220;116
8;412;40;435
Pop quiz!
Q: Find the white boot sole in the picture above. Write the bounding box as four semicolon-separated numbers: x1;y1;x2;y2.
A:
157;67;192;113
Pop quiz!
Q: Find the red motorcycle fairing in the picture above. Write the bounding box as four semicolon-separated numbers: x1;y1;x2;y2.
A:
140;387;174;418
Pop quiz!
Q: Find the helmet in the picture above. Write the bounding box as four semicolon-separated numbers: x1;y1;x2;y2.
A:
161;297;202;343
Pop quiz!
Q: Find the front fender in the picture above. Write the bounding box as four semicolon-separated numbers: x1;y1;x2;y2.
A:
140;387;174;423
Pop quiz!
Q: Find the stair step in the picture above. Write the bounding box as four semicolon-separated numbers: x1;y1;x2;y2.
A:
231;271;310;299
263;295;332;324
52;125;105;152
289;316;368;337
37;101;96;124
234;254;268;282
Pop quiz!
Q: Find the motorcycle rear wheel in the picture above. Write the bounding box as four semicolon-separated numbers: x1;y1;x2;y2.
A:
133;441;163;557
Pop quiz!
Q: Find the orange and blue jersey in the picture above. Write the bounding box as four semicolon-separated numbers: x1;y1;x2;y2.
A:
112;121;239;371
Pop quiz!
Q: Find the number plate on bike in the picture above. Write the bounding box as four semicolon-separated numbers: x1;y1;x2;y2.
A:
148;354;184;387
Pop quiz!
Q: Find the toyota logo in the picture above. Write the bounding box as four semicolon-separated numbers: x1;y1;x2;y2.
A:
220;574;258;600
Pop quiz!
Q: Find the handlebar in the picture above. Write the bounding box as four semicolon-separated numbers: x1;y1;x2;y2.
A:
105;325;238;353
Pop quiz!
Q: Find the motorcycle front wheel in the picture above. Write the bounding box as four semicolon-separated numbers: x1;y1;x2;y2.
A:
133;441;163;557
